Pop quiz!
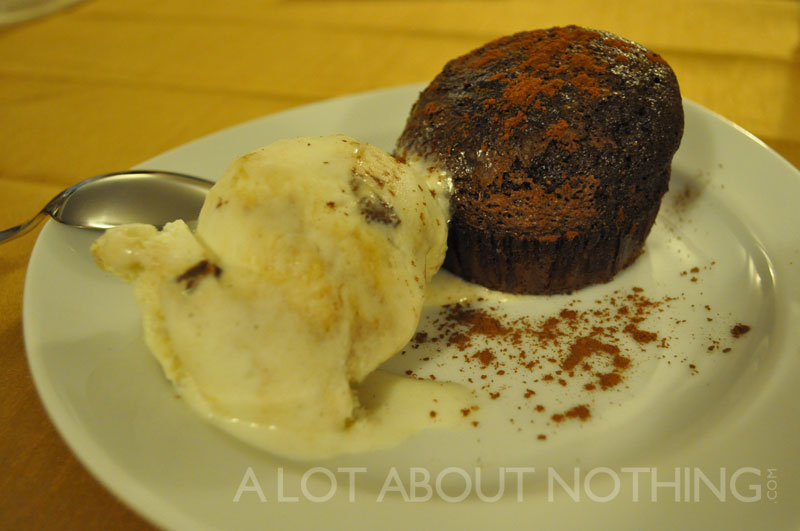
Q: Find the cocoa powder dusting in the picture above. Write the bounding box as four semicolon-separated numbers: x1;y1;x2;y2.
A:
561;336;621;371
551;405;591;423
623;323;658;344
598;372;622;390
472;349;496;367
400;267;751;440
731;324;751;338
472;27;618;140
402;287;680;436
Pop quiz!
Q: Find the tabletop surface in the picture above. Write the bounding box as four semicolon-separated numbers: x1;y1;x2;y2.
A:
2;1;799;529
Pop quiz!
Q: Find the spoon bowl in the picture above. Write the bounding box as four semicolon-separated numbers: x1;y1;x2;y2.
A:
1;170;213;243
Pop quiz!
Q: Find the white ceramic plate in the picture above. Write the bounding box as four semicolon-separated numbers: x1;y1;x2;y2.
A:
24;85;800;530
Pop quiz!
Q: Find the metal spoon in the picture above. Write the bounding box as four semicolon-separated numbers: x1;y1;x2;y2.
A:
0;170;213;243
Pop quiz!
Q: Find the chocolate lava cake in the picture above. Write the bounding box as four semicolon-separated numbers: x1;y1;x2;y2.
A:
397;26;684;294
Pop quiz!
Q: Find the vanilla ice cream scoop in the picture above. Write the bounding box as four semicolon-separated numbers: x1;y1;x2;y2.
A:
92;135;469;459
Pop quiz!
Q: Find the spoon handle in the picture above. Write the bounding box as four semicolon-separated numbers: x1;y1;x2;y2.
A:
0;211;50;244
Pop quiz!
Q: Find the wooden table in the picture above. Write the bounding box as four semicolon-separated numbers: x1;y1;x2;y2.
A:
2;1;798;528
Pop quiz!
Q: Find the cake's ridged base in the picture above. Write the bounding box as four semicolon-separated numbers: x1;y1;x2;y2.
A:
443;174;667;295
